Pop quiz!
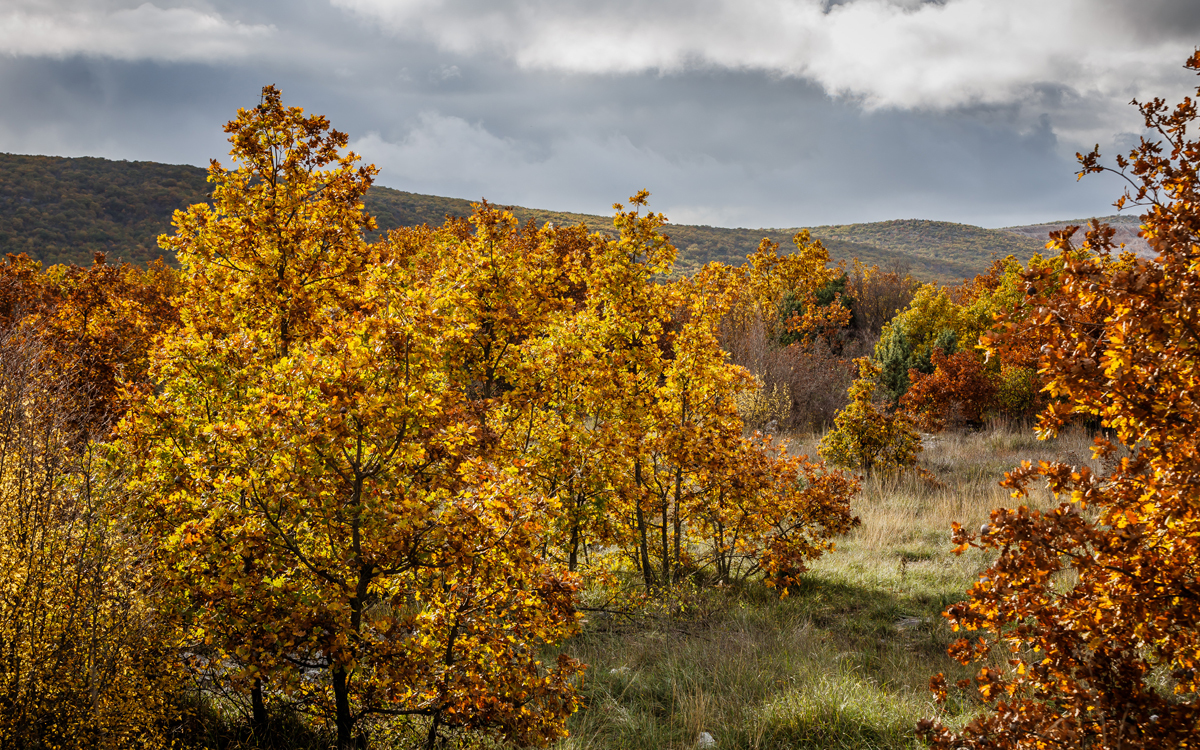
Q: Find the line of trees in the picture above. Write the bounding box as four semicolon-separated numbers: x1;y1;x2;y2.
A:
0;87;861;749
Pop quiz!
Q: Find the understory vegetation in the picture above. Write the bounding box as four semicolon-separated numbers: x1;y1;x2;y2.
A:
558;425;1096;750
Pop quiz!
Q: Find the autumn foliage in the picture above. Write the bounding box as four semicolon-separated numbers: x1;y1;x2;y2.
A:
899;347;996;432
819;358;921;474
0;252;180;433
22;68;1200;749
918;51;1200;750
0;254;184;748
0;331;183;750
859;251;1066;432
15;56;1200;749
0;86;856;750
715;235;874;429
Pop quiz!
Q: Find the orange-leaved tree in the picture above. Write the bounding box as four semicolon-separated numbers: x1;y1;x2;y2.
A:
919;51;1200;749
899;347;996;432
895;253;1071;431
688;432;860;591
117;87;581;750
0;252;181;435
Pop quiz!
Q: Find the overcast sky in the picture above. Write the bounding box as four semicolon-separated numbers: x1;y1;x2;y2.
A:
1;0;1197;228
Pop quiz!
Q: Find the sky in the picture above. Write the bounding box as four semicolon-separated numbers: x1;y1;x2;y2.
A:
1;0;1198;229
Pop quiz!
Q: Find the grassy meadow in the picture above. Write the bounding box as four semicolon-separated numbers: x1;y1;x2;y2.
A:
553;424;1101;750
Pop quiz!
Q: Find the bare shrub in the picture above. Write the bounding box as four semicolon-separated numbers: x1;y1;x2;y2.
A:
721;311;874;431
846;260;919;337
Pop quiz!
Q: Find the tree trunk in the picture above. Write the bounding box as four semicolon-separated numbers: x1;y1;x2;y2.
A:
333;666;355;750
672;465;683;584
634;458;653;588
660;490;670;587
669;392;688;585
251;679;268;742
568;519;580;572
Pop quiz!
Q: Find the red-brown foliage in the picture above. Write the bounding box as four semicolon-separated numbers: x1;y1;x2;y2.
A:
899;348;996;431
0;252;181;434
918;51;1200;750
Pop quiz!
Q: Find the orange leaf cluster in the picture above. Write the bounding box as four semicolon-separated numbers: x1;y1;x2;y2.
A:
900;347;996;431
919;51;1200;750
0;252;180;434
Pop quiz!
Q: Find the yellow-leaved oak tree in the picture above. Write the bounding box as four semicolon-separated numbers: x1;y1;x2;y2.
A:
534;197;860;591
375;202;634;585
504;192;689;590
583;195;700;589
739;231;839;338
640;264;860;591
684;271;860;588
403;205;612;576
117;87;581;750
715;230;845;354
819;358;921;474
919;51;1200;749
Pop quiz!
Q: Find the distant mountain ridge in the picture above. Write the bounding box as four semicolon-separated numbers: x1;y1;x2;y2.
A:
809;218;1048;277
0;152;1104;282
1001;214;1151;257
376;191;985;282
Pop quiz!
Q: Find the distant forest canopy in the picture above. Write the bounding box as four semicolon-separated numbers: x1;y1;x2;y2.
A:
2;152;1060;282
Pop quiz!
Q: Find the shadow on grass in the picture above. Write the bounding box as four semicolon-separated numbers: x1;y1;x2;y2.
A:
558;574;977;750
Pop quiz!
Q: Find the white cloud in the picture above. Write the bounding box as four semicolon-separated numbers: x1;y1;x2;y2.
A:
0;2;275;62
331;0;1195;120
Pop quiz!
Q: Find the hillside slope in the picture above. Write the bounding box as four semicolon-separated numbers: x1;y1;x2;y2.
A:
1;152;1047;282
1001;214;1150;257
811;218;1049;269
0;153;211;266
369;188;978;281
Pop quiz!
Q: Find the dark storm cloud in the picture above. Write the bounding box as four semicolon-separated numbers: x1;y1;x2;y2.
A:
349;66;1123;227
0;0;1190;227
1103;0;1200;39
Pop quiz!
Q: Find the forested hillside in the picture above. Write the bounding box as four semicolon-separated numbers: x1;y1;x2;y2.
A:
2;153;1041;281
364;190;985;281
0;153;211;266
812;218;1048;270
